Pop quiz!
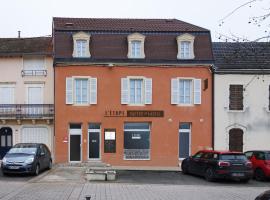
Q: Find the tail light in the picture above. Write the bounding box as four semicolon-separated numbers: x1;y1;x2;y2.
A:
245;161;252;168
218;161;231;167
264;161;270;166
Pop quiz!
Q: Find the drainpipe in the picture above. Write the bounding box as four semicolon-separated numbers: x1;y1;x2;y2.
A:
212;65;215;150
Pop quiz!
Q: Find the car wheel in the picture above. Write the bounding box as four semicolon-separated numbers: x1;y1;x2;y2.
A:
240;178;250;183
205;168;215;182
48;160;52;170
181;161;189;174
255;168;266;181
34;164;40;176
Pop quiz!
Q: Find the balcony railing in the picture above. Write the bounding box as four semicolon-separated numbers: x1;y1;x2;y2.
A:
0;104;54;119
21;70;47;77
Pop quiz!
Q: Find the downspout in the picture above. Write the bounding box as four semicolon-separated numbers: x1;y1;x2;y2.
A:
212;65;215;150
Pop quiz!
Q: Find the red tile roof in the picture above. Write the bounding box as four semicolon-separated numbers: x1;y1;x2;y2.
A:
53;17;209;32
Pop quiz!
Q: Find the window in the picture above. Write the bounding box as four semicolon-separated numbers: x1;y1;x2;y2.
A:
76;40;87;57
66;77;97;105
124;123;150;160
0;85;14;104
176;34;195;59
130;79;143;104
171;78;201;105
179;79;192;104
180;41;191;59
75;79;88;104
229;85;243;110
127;33;145;59
121;77;152;105
22;56;46;76
72;32;91;58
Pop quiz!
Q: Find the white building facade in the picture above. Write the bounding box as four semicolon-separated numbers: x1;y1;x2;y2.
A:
213;42;270;152
0;37;54;159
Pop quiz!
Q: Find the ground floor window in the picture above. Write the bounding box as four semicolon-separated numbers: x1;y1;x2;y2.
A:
179;123;191;159
124;122;150;160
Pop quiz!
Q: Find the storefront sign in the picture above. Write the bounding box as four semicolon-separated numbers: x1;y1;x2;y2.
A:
104;110;164;118
127;110;164;117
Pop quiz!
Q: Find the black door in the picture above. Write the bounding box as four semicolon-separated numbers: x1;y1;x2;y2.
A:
70;135;81;161
179;132;190;159
89;132;100;159
229;129;243;152
0;127;12;159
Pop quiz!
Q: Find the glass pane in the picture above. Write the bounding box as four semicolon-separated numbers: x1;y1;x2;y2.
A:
124;123;150;130
70;124;81;129
124;131;150;149
180;123;191;130
1;135;6;147
7;135;12;147
89;123;101;129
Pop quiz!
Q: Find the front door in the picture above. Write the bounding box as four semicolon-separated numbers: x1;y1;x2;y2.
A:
89;132;100;159
179;123;191;159
70;135;81;162
0;127;12;159
229;128;243;152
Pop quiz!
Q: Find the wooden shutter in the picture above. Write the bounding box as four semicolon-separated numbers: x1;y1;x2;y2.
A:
171;78;179;104
66;77;73;104
89;78;97;104
121;78;129;104
229;85;243;110
144;78;152;104
194;79;201;105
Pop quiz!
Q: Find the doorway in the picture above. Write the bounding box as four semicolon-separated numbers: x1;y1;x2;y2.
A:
88;123;100;160
0;127;13;159
229;128;243;152
69;124;81;162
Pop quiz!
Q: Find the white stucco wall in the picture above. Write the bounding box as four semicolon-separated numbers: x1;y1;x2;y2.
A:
214;74;270;151
0;56;54;104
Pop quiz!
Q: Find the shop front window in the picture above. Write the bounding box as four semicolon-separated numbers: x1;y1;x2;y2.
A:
124;123;150;160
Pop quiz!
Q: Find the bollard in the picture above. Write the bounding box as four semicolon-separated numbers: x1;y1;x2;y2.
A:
85;195;91;200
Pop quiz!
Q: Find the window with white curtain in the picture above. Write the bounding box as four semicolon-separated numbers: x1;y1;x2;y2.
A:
76;40;87;57
131;41;142;58
179;79;192;104
75;79;88;104
129;79;143;104
180;41;191;59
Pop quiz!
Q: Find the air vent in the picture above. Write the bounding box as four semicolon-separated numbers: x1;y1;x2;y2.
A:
65;22;74;27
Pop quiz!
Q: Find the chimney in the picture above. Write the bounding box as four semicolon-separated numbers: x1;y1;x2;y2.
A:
18;31;21;38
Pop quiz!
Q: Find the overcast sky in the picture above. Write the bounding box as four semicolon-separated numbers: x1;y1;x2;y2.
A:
1;0;269;41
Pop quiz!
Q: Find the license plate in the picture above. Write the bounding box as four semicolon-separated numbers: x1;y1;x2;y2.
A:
9;166;20;169
232;173;244;177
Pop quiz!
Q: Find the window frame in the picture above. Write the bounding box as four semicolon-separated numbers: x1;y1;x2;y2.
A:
72;32;91;58
179;79;193;105
128;77;144;105
74;78;89;105
127;33;145;59
176;33;195;60
229;84;244;111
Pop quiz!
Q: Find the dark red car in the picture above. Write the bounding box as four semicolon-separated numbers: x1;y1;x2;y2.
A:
181;150;253;182
244;151;270;181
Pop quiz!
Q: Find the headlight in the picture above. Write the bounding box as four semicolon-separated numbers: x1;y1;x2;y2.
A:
2;157;7;164
25;156;34;164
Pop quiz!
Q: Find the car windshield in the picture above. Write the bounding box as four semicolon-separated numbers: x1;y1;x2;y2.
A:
266;153;270;160
220;154;247;160
8;147;37;155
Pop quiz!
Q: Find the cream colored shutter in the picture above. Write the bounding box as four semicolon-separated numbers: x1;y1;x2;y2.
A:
144;78;152;104
171;78;179;104
66;77;73;104
89;78;97;104
194;79;201;104
121;78;129;104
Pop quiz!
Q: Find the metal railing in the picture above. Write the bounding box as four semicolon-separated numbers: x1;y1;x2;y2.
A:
124;149;150;160
0;104;54;119
21;70;47;77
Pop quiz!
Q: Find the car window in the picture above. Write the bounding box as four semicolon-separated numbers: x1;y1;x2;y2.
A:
266;153;270;160
40;145;46;155
193;152;204;158
245;151;253;159
254;152;265;160
220;154;247;160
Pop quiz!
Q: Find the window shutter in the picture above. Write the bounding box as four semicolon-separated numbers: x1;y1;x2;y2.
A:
194;79;201;105
144;78;152;104
89;78;97;104
66;77;73;104
121;78;129;104
229;85;243;110
171;78;179;104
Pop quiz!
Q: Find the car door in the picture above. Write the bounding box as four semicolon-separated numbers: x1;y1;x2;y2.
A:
199;152;213;175
43;144;51;168
38;145;46;170
189;151;204;175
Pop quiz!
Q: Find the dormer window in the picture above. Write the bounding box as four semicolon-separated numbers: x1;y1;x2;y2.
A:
72;32;91;58
127;33;145;59
176;34;195;59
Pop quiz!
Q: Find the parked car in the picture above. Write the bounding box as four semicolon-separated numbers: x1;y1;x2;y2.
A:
181;150;253;182
255;190;270;200
1;143;52;176
244;150;270;181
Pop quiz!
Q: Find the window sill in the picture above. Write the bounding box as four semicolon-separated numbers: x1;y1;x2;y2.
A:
72;104;90;107
225;107;248;113
127;104;146;107
176;104;194;107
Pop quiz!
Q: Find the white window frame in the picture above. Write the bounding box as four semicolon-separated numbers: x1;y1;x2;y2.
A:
72;32;91;58
25;83;44;104
74;78;89;105
127;33;145;59
128;77;144;105
176;33;195;60
0;84;15;104
179;79;193;105
75;40;87;58
179;123;192;160
180;41;191;59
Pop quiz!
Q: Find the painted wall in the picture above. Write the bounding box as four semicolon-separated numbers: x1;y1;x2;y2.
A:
214;74;270;151
55;65;213;166
0;56;54;104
